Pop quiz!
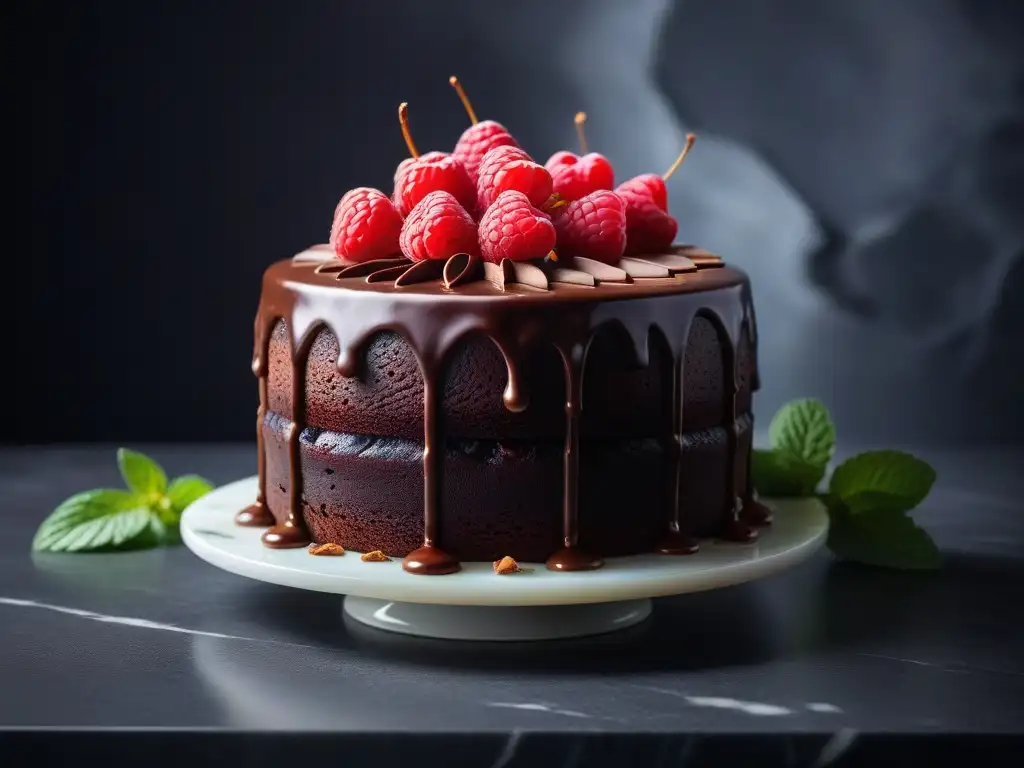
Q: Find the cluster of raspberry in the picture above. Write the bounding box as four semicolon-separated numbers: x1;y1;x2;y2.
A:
329;77;695;268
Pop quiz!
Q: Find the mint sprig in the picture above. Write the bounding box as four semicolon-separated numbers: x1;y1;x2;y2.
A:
752;400;940;570
32;449;215;553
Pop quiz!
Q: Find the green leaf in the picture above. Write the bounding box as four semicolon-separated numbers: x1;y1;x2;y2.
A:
829;450;936;514
826;505;941;570
32;490;157;553
117;448;167;496
768;398;836;469
166;475;215;514
751;448;825;497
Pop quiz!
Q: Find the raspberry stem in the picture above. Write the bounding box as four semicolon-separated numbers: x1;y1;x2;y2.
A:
398;102;419;158
574;112;588;154
662;133;697;181
448;76;479;125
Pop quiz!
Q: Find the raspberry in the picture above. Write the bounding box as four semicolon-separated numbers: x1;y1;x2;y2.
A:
553;190;627;264
452;120;519;184
477;190;557;264
476;146;553;215
399;191;479;262
545;151;615;202
617;174;668;211
612;135;695;254
329;187;404;263
616;182;678;255
393;151;475;217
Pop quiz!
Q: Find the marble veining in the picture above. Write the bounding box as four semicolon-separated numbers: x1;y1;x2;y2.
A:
812;728;860;768
487;730;523;768
487;702;592;719
684;695;792;717
0;596;315;648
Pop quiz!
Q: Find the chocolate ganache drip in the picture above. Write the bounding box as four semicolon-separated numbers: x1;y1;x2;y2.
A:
245;244;762;572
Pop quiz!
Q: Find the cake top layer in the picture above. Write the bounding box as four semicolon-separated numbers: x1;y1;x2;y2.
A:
284;243;745;303
258;242;757;406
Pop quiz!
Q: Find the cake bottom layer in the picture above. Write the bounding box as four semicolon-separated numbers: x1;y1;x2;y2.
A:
262;413;754;563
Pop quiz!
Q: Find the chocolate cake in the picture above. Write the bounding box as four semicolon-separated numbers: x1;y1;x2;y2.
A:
237;244;772;575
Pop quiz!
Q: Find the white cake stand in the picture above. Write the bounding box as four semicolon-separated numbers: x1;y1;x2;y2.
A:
182;477;828;641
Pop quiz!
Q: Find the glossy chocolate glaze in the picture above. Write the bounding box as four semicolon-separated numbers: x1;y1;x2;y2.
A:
248;244;762;573
235;377;275;527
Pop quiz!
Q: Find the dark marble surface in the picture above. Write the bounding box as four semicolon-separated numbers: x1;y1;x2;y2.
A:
1;444;1022;764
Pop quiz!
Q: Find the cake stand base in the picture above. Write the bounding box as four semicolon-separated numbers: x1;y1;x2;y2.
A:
182;476;828;642
342;595;652;641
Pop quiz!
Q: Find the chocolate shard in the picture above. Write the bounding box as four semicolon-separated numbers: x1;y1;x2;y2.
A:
548;267;596;287
670;244;724;268
511;261;550;290
334;258;409;280
443;252;483;288
619;257;672;278
571;256;631;283
690;257;724;269
395;258;445;287
628;253;698;273
483;259;515;291
365;264;414;283
292;244;336;264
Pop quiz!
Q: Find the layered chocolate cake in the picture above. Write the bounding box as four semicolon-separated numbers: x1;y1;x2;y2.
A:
236;77;772;574
238;245;770;574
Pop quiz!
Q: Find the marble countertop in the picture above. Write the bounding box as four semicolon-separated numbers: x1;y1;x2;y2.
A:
1;444;1022;765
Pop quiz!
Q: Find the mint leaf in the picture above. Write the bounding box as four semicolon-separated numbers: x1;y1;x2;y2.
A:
117;448;167;496
32;490;156;553
768;398;836;469
827;505;941;569
829;450;936;514
167;475;214;513
751;448;825;496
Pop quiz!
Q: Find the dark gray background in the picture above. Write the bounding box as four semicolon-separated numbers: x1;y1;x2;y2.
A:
10;0;1024;445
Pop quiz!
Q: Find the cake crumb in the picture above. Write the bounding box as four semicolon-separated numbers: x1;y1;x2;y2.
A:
308;542;345;556
361;550;391;562
493;556;522;575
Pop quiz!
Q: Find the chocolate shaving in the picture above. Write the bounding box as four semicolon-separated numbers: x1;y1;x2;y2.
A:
619;257;671;278
443;252;482;288
395;259;445;287
627;253;697;273
332;258;409;280
292;244;335;264
314;262;348;275
365;264;413;283
689;256;724;269
670;244;724;268
548;267;597;287
483;259;515;291
510;261;549;290
571;256;632;283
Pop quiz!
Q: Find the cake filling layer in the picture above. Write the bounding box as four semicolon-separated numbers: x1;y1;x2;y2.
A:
260;411;754;563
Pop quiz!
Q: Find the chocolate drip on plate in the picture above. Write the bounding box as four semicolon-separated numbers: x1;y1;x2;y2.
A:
261;340;313;548
234;375;274;528
545;341;603;572
402;350;460;575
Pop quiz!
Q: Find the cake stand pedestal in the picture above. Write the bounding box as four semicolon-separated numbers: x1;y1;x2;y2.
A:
182;477;828;642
